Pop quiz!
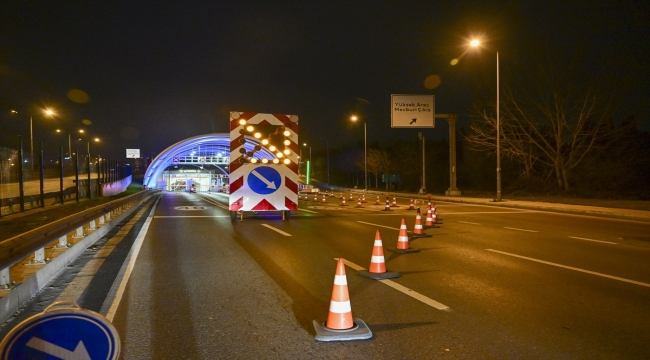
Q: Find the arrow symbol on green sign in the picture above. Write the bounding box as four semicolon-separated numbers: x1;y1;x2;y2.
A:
26;337;91;360
251;169;277;189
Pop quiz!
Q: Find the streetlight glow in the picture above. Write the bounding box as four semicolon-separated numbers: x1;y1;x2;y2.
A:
470;39;480;47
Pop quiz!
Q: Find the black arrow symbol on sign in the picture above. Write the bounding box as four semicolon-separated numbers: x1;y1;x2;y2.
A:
410;118;417;124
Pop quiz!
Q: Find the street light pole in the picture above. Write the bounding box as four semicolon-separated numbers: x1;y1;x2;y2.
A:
496;51;501;202
364;121;367;190
470;39;501;201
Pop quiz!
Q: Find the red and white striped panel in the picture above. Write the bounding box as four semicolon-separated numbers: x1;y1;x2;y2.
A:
229;112;299;211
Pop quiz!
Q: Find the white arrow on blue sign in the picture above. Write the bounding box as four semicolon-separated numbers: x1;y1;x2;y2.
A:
247;166;282;195
0;304;120;360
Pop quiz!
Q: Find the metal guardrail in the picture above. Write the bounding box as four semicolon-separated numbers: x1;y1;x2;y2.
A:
0;190;154;270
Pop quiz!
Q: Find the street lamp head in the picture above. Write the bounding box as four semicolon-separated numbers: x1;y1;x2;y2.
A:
44;109;55;116
350;115;358;122
470;39;480;47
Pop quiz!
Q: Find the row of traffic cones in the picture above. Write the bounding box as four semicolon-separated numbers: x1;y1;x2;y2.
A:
316;209;442;341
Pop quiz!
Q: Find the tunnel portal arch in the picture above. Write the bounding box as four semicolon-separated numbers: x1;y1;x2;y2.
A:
143;133;275;190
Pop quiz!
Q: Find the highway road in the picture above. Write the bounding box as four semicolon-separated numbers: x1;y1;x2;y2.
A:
2;191;649;359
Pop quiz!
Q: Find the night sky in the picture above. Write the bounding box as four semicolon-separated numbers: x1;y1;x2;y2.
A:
2;1;649;161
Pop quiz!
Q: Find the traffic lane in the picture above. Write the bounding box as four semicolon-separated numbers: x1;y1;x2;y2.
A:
229;214;483;357
448;205;650;245
443;211;650;283
112;192;330;359
379;216;650;358
231;212;567;357
153;192;229;217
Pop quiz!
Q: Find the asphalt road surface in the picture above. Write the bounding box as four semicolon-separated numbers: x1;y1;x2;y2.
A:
3;191;649;359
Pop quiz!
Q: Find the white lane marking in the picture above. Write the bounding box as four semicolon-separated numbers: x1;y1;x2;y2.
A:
486;249;650;288
568;236;617;244
260;224;292;236
154;215;230;218
337;258;450;310
442;211;537;215
104;196;160;322
458;221;482;225
356;221;400;231
298;208;319;213
503;227;538;233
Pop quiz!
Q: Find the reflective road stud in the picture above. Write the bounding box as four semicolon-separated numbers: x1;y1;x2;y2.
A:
358;230;401;280
313;259;372;341
388;218;420;253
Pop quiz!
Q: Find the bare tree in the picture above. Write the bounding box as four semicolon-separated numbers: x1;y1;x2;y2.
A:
465;79;621;191
366;148;391;188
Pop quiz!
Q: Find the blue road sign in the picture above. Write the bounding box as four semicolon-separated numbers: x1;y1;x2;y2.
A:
247;166;282;195
0;306;120;360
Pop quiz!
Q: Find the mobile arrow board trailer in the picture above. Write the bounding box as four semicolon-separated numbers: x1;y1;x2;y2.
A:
229;112;299;220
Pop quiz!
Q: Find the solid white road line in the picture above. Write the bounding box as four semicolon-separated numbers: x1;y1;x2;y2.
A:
503;227;539;233
154;215;230;218
568;236;617;244
337;258;450;310
260;224;292;236
486;249;650;288
105;196;160;322
440;211;537;215
458;221;482;225
356;221;400;231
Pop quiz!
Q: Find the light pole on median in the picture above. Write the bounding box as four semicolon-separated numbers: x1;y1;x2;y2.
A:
470;39;501;201
350;115;367;190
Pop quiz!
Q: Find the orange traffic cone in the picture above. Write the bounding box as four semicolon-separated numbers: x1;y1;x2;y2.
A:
322;194;327;203
340;192;344;199
349;193;354;201
388;219;420;253
361;194;367;203
411;208;432;238
424;208;437;228
407;199;416;210
313;258;372;341
355;198;364;208
314;194;318;202
340;197;348;206
374;196;380;205
391;197;400;207
381;198;392;211
358;230;401;280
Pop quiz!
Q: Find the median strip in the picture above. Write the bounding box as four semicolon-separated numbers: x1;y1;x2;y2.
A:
486;249;650;287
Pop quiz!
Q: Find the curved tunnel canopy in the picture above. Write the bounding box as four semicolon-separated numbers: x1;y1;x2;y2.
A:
143;133;275;189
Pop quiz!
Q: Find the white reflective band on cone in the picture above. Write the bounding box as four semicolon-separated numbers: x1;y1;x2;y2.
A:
333;274;348;285
371;255;385;263
374;240;383;246
398;236;409;242
329;300;352;313
400;226;407;229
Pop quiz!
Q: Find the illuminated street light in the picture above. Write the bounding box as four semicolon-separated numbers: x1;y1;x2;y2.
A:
11;108;56;169
470;38;502;202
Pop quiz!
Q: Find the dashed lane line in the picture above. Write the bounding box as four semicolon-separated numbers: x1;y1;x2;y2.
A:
356;221;400;231
458;221;482;225
568;236;617;245
260;224;292;237
337;258;449;310
503;227;539;233
486;249;650;288
298;208;319;213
